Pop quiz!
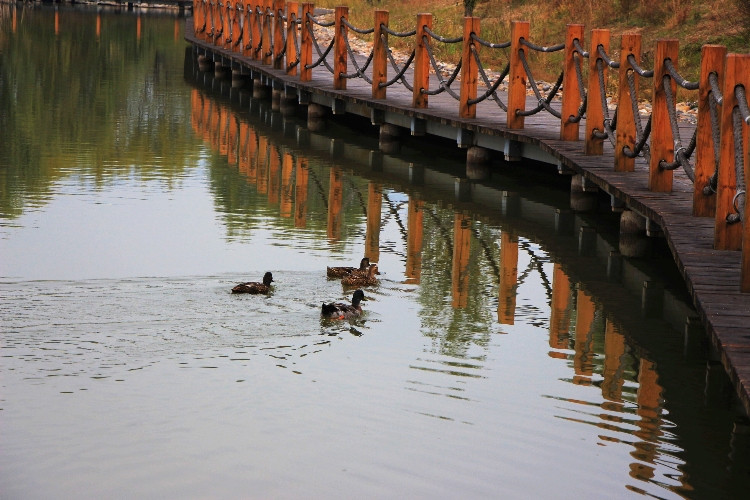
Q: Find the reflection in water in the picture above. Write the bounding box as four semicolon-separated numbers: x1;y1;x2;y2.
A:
1;5;749;498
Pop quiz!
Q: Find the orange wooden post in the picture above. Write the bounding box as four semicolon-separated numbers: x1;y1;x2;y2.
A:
694;45;726;217
372;10;389;99
585;29;610;155
507;21;529;129
285;2;298;75
412;13;432;108
498;231;518;324
327;167;343;240
405;198;424;284
294;157;309;228
715;54;750;251
452;213;472;309
459;17;480;119
366;183;382;263
333;6;348;90
261;0;272;64
211;0;219;42
250;1;261;59
300;3;313;81
223;0;232;47
192;0;200;36
560;24;584;141
280;152;294;217
273;0;285;69
615;33;641;172
549;263;570;352
242;0;252;56
649;39;679;192
573;288;595;385
232;1;242;51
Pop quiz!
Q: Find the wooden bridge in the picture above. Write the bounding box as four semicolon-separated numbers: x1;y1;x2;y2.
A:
184;1;750;414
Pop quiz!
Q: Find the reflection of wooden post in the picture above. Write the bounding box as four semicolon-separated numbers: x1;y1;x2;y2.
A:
55;10;60;35
202;101;212;143
136;14;141;41
96;14;101;40
267;145;281;204
246;128;258;182
498;231;518;324
365;183;382;263
635;359;663;453
280;152;294;217
238;122;250;176
549;263;570;354
190;89;201;132
210;103;221;149
327;167;343;240
227;115;239;165
219;106;229;155
294;157;309;228
574;288;595;385
602;320;626;401
405;199;424;283
452;213;472;308
256;136;269;193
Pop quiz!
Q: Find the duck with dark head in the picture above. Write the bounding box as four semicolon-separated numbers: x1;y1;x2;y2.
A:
327;257;369;278
232;272;274;294
321;289;365;319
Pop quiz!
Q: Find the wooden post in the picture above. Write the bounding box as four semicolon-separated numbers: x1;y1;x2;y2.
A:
372;10;389;99
241;0;251;56
193;0;202;37
231;1;242;51
615;33;641;172
366;183;382;263
211;0;219;42
452;213;471;309
333;6;348;90
715;54;750;251
261;0;272;64
223;0;232;47
412;13;432;108
498;231;518;324
585;29;610;155
694;45;726;217
405;198;424;284
250;1;261;59
286;2;298;75
649;39;679;192
300;3;313;81
273;0;285;69
560;24;584;140
459;17;480;119
735;56;750;290
507;21;529;129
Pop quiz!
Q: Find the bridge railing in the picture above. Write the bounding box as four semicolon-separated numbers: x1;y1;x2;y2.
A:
191;0;750;292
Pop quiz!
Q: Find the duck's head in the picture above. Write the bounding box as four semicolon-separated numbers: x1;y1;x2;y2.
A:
263;272;274;286
359;257;371;270
351;289;365;306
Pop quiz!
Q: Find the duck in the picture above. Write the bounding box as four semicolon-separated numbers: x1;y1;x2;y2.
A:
232;272;274;294
321;289;366;319
326;257;370;278
341;264;378;287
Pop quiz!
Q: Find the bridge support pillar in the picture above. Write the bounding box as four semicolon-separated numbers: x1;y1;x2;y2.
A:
280;94;298;118
231;70;246;88
214;64;230;79
307;103;328;132
197;55;213;72
271;89;282;111
252;77;270;99
619;209;649;257
466;146;491;180
379;123;401;154
570;174;596;212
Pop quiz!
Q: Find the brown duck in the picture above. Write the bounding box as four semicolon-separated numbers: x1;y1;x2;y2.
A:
321;289;365;319
327;257;369;278
342;264;378;287
232;272;274;294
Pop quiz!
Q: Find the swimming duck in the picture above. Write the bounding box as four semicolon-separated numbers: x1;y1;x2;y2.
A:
341;264;378;287
321;289;366;319
232;272;274;294
327;257;370;278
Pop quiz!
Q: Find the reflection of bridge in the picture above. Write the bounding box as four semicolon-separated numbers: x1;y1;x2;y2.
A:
184;2;750;416
187;72;747;489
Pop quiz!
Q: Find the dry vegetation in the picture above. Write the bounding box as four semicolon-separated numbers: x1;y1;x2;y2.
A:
312;0;749;82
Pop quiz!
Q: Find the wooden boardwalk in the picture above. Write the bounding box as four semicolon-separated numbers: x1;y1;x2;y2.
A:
184;20;750;415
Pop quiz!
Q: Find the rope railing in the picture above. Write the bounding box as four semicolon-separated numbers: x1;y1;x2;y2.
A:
191;2;750;290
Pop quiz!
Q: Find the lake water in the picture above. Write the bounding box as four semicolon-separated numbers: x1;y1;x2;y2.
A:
1;4;749;499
